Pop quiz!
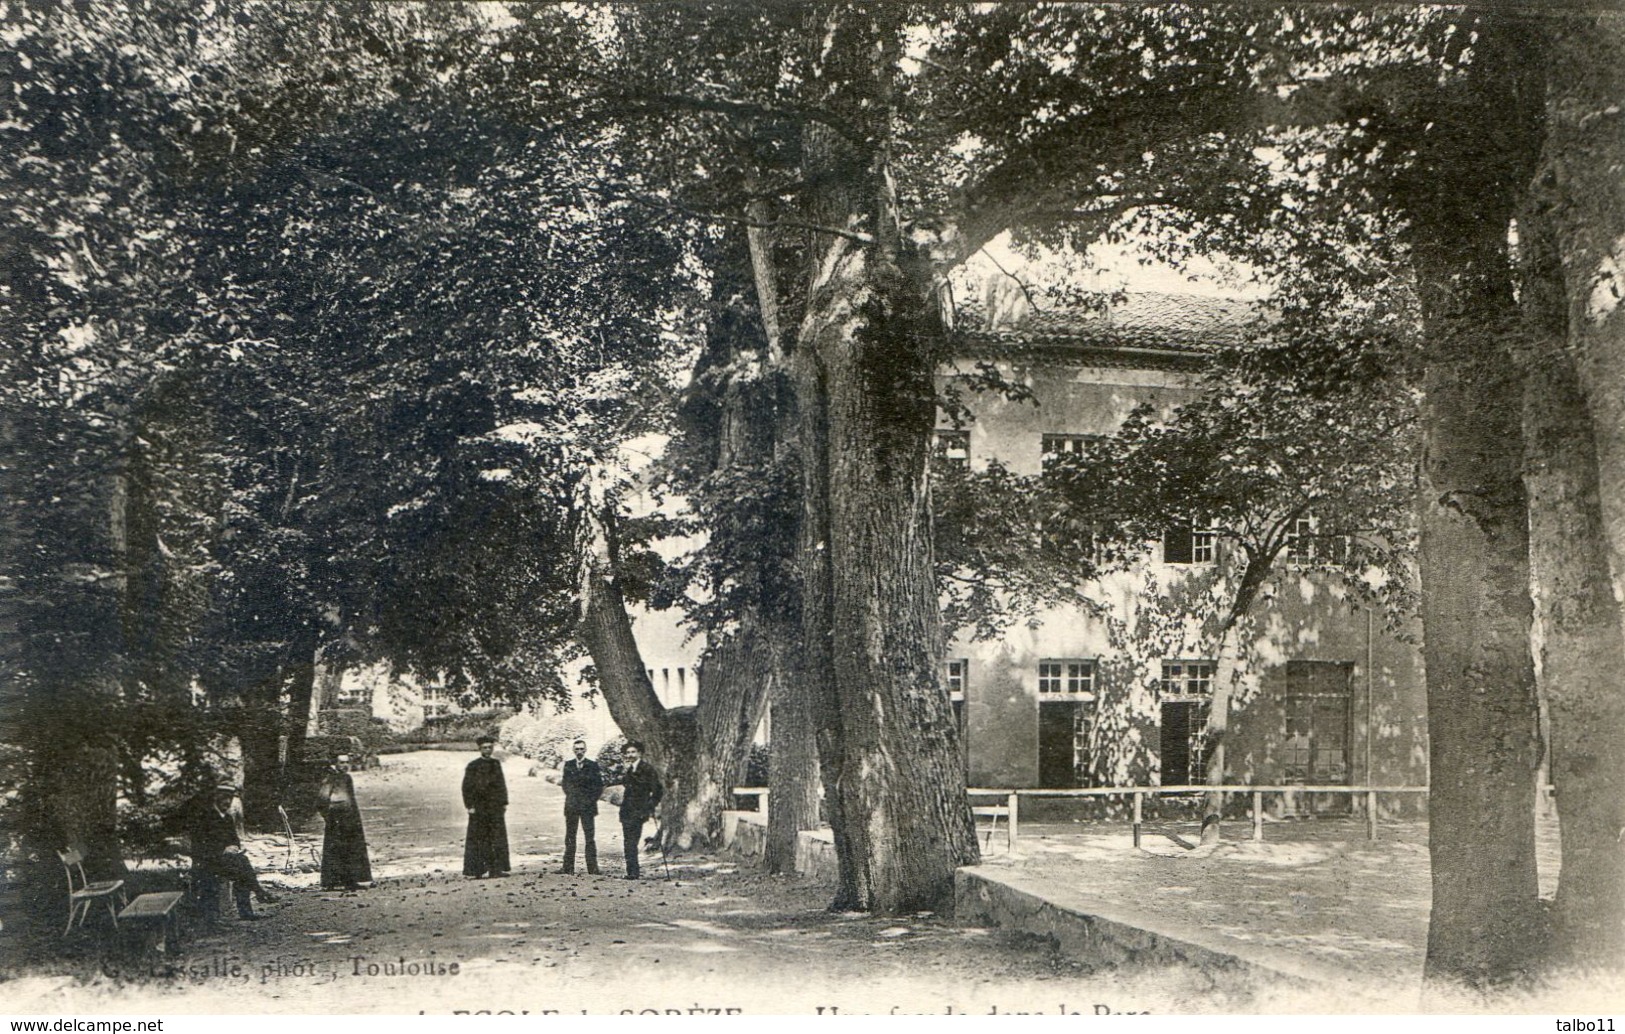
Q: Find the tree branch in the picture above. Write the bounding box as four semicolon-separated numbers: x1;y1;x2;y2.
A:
528;61;867;146
615;188;874;245
974;246;1042;314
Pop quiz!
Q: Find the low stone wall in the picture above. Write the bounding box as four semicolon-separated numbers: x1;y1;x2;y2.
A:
793;829;837;884
721;810;767;863
719;811;838;885
955;867;1386;1006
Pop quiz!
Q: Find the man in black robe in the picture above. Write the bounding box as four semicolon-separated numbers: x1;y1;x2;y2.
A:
317;760;372;891
462;735;510;878
556;738;603;875
189;783;279;919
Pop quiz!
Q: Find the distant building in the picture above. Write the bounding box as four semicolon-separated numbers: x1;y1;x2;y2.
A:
938;290;1428;808
315;663;470;733
419;680;455;721
623;474;705;715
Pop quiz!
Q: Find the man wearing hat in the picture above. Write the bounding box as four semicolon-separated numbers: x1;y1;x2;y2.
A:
189;782;279;920
462;735;510;878
608;741;662;880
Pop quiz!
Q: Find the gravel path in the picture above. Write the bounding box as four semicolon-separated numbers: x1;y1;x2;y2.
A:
8;751;1252;1016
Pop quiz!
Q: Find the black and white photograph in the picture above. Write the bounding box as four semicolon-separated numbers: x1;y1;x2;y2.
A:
1;0;1623;1018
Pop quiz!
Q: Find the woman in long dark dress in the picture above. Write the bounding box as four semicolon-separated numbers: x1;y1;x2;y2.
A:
317;761;372;890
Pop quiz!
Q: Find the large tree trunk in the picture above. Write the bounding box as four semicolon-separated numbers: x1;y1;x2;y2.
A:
786;10;978;914
766;634;820;874
576;383;783;853
576;475;769;853
14;432;131;893
237;698;285;829
1416;285;1543;989
738;204;824;874
1529;14;1625;968
795;191;978;915
656;239;797;853
1412;232;1543;989
1521;317;1625;969
657;627;771;852
1542;15;1625;614
281;638;320;808
1404;15;1547;989
791;318;858;904
812;256;978;913
576;476;668;757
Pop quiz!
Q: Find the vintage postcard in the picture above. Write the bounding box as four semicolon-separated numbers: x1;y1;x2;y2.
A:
3;1;1622;1019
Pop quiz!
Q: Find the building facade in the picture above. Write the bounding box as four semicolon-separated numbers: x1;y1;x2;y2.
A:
938;292;1428;807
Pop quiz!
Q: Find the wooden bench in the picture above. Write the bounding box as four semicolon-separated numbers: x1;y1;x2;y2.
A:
117;891;185;952
970;792;1018;851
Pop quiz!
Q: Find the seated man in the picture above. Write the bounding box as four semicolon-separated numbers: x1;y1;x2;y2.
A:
190;783;278;920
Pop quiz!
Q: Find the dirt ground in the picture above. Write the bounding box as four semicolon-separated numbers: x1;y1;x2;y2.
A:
992;816;1437;988
974;804;1624;1013
5;751;1259;1016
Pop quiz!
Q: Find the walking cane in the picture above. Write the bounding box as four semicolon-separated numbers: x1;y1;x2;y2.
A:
652;825;671;881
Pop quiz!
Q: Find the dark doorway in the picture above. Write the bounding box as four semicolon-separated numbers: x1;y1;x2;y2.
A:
1038;701;1086;788
1159;700;1208;786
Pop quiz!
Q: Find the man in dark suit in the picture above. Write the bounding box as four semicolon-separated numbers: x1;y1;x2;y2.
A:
612;741;662;880
462;735;510;878
190;782;278;920
557;739;603;875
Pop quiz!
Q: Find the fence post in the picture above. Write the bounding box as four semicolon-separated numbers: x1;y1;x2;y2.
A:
1132;791;1143;848
1006;792;1019;849
1252;790;1264;842
1366;789;1378;841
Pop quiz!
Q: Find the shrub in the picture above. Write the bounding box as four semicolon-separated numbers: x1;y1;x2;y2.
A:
315;709;397;755
498;710;586;767
742;742;770;786
399;709;514;745
595;736;628;774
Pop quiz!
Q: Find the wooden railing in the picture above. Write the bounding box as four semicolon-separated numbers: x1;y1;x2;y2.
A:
733;783;1432;849
969;784;1430;847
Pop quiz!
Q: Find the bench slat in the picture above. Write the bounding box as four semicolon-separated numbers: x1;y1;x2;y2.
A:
119;891;185;920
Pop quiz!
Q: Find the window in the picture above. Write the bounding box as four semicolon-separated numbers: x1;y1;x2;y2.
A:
1161;660;1215;697
422;683;451;719
934;430;970;470
335;685;369;706
1286;516;1351;567
1287;517;1326;565
945;659;967;732
1282;660;1353;784
1163;525;1216;564
647;666;691;705
1285;516;1316;564
1193;531;1215;563
1041;433;1096;470
1038;659;1095;696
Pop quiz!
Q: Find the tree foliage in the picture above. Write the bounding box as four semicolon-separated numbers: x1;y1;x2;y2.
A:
0;0;697;882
